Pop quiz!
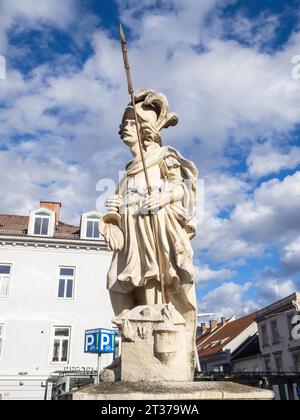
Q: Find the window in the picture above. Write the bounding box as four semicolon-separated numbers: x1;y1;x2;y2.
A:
288;313;296;338
57;268;75;299
51;327;71;363
213;365;228;373
80;212;102;240
34;212;50;236
264;357;271;372
0;324;4;356
0;265;11;298
261;325;269;347
293;353;300;373
86;217;100;239
275;355;283;372
271;320;280;344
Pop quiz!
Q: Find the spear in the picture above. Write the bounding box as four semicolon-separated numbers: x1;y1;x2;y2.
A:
119;24;166;304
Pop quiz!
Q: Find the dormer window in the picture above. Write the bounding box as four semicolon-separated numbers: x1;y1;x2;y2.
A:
34;211;50;236
80;212;102;240
28;207;56;237
86;216;100;239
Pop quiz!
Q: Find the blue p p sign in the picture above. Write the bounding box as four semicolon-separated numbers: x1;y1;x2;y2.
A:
84;328;116;354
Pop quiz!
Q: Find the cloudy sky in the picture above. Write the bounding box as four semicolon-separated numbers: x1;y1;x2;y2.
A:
0;0;299;318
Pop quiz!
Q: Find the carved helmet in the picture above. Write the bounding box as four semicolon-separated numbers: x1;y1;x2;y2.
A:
121;89;179;144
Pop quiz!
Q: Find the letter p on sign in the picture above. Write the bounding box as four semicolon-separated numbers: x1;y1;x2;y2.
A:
100;333;110;351
85;334;95;352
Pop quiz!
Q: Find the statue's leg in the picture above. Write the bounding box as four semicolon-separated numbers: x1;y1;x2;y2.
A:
109;291;136;316
110;280;163;316
141;280;162;305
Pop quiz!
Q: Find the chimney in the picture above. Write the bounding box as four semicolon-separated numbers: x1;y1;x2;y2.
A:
209;320;218;331
221;317;226;326
40;201;61;225
200;323;207;334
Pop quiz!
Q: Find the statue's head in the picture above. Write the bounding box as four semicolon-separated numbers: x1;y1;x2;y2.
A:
119;89;179;148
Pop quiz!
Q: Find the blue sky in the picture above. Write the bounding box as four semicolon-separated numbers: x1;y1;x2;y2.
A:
0;0;300;317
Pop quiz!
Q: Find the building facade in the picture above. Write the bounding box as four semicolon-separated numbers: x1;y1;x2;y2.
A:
256;293;300;400
0;202;114;400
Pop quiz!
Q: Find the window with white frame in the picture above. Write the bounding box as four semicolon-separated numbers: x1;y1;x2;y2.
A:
271;320;280;344
275;355;283;372
0;324;5;356
293;353;300;373
264;357;271;372
261;324;269;347
287;312;297;339
86;216;100;239
0;265;11;298
33;211;50;236
57;268;75;299
51;327;71;363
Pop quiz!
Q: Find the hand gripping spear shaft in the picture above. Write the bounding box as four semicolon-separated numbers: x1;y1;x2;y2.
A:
120;24;166;305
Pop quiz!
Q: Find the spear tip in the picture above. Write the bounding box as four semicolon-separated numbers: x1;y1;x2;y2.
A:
120;24;126;42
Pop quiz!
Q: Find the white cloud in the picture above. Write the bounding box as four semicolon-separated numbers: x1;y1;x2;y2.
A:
0;0;77;51
0;150;90;224
197;282;256;317
195;264;234;285
231;172;300;242
1;0;76;25
214;10;281;51
247;143;300;178
256;278;297;306
281;236;300;276
195;170;300;265
197;271;298;318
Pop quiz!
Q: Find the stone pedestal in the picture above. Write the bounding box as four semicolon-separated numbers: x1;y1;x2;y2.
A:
65;381;274;400
113;304;193;382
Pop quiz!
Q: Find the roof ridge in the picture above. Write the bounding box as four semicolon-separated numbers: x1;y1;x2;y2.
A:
0;214;29;218
0;214;79;229
57;221;79;228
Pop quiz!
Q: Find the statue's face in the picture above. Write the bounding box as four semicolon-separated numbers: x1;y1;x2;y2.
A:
119;119;138;145
120;104;159;147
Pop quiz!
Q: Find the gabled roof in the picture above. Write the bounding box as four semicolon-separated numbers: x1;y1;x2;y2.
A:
0;214;80;240
232;334;260;361
197;312;257;357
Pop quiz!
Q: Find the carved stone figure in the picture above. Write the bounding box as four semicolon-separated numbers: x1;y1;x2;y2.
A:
100;89;198;381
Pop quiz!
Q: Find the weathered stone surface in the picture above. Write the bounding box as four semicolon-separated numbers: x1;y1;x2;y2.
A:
100;356;121;383
114;304;192;382
66;381;275;400
101;369;116;383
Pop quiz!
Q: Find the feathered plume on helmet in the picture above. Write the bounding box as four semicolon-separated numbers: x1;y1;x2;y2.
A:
132;88;179;131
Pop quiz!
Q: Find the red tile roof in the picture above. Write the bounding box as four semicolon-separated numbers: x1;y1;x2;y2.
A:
197;313;257;357
0;214;80;239
0;215;29;233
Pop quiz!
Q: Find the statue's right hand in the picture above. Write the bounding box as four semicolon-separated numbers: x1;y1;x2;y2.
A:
105;195;123;213
100;221;124;251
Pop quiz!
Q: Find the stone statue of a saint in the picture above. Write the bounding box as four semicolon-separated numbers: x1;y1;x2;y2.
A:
100;89;198;382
